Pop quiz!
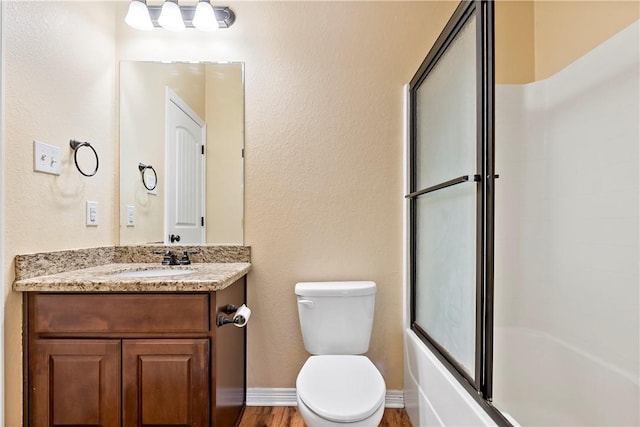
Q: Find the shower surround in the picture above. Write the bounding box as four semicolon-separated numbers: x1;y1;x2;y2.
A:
493;20;639;426
404;20;639;427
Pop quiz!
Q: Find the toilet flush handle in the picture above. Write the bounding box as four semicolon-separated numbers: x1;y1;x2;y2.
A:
298;299;315;309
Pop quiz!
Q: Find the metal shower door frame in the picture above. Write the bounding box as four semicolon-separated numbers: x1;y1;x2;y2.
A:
406;0;505;424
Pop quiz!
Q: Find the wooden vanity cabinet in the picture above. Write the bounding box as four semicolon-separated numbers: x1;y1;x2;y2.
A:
24;277;246;427
122;339;210;426
31;339;122;426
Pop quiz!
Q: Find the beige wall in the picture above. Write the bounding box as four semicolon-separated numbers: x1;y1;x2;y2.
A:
534;1;639;80
116;0;458;392
496;0;639;84
3;2;116;425
205;63;244;244
495;0;535;84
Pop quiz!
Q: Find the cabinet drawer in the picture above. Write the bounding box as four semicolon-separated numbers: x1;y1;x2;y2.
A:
32;294;209;335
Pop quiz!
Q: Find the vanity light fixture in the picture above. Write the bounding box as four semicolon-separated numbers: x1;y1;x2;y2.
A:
193;0;219;32
158;0;185;32
125;0;235;31
124;0;153;31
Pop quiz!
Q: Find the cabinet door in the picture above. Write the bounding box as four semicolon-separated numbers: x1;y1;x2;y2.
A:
215;277;247;425
30;339;121;427
122;339;210;427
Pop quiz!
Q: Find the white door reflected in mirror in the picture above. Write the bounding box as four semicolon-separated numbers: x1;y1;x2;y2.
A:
165;88;206;245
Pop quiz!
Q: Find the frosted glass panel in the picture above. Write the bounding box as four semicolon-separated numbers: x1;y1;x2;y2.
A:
415;183;477;376
416;15;477;189
413;14;478;378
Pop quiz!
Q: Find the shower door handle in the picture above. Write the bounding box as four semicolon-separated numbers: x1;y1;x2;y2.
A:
405;174;482;199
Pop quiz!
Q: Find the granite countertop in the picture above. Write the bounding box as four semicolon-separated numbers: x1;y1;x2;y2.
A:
13;262;252;292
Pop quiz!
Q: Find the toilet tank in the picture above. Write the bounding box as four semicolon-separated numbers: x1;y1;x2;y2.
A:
295;281;376;355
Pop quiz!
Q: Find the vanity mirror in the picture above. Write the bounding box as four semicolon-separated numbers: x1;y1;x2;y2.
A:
119;61;244;245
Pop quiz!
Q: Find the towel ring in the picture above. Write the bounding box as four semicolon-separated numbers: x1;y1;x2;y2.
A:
138;163;158;191
69;140;99;177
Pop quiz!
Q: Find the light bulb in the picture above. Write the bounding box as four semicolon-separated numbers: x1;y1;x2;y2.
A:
158;0;185;32
125;0;153;31
193;1;219;32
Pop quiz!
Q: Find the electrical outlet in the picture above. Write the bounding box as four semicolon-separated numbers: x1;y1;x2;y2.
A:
126;205;135;227
33;140;61;175
86;201;99;226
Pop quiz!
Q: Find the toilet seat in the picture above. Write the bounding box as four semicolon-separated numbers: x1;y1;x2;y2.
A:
296;355;386;423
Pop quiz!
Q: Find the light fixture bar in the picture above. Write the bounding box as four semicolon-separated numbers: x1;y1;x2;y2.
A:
147;5;235;28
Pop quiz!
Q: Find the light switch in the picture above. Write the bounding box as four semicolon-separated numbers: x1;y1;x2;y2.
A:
86;201;99;226
126;205;135;227
33;140;61;175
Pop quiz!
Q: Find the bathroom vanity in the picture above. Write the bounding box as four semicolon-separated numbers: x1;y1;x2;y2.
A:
14;246;251;427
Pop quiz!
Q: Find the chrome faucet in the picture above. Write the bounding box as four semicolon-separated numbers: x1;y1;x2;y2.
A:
155;250;199;265
155;250;181;265
180;250;199;265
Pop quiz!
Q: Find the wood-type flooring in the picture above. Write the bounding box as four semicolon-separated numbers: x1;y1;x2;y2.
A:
239;406;413;427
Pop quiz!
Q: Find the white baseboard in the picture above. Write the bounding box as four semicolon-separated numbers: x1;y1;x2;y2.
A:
246;388;297;406
246;388;404;409
384;390;405;408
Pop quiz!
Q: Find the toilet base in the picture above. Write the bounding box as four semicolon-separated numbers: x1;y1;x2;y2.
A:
296;394;385;426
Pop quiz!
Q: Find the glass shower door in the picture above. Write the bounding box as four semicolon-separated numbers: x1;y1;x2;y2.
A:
408;0;495;399
413;14;478;378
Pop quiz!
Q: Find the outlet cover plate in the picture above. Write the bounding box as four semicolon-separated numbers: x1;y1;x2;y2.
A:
86;201;99;226
126;205;135;227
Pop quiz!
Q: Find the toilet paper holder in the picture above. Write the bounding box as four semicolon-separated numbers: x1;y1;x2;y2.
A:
216;304;250;327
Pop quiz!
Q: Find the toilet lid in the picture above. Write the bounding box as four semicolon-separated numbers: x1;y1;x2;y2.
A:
296;355;386;423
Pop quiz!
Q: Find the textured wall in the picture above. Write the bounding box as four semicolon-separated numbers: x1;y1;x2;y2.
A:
3;2;116;425
116;0;458;391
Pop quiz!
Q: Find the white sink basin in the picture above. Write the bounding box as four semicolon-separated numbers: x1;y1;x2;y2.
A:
109;268;194;278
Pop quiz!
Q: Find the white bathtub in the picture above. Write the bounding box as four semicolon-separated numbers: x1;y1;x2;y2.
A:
404;326;640;427
492;328;639;427
403;329;497;426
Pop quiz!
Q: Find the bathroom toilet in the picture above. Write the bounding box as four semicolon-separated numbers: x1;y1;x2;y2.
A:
295;281;386;426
